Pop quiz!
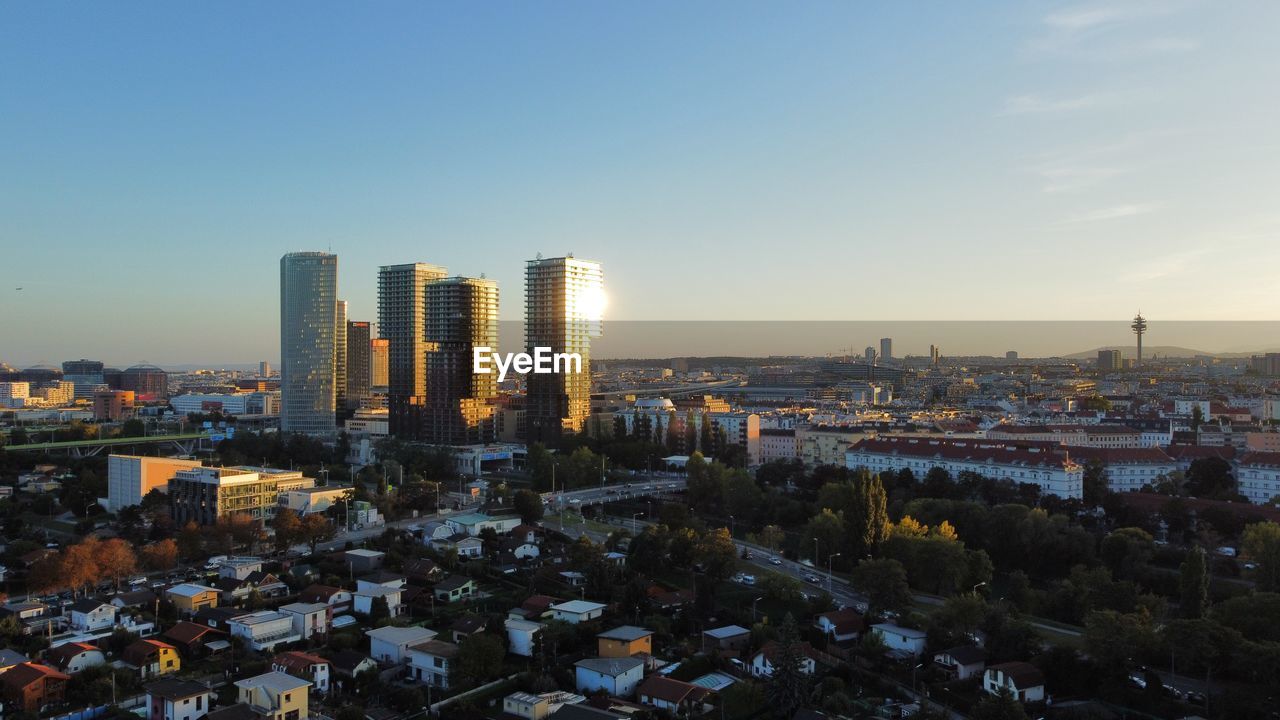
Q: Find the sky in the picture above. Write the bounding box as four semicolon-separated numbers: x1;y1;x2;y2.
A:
2;1;1279;366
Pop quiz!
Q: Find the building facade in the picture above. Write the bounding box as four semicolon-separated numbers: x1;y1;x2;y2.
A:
280;252;339;435
378;263;448;439
524;256;603;443
423;276;499;444
345;320;371;408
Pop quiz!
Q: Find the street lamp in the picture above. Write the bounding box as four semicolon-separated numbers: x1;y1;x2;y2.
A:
972;581;987;594
752;596;764;622
827;553;841;593
728;515;735;537
632;512;644;534
912;662;925;696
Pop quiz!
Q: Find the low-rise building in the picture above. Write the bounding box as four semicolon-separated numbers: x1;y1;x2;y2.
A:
1;662;70;713
934;646;987;681
228;611;302;653
750;642;817;678
272;651;331;694
550;600;605;624
847;437;1083;499
366;626;438;664
233;671;311;720
45;642;106;674
145;678;214;720
407;639;459;689
574;657;645;697
123;639;182;679
983;661;1046;703
870;623;928;658
596;626;653;658
68;598;117;632
278;603;330;640
165;584;220;616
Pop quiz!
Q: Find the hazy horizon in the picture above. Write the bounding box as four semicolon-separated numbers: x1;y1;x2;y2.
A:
5;321;1278;370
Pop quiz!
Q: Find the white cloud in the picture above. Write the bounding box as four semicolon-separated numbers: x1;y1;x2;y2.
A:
1035;164;1130;193
1118;247;1207;282
1067;203;1161;222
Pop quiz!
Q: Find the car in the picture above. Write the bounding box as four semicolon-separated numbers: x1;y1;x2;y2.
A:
804;574;821;584
740;574;756;585
769;557;783;566
1162;685;1184;700
128;576;147;586
1127;673;1147;690
1185;691;1206;705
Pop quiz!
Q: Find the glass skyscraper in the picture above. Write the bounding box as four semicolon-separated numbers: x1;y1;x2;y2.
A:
525;255;603;443
280;252;338;435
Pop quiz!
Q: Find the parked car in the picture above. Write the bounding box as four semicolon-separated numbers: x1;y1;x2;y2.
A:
769;557;784;566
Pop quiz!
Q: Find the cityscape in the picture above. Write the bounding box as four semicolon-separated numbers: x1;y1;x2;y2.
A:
4;3;1280;720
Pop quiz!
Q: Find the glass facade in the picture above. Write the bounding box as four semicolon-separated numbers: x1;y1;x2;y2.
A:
424;276;499;444
280;252;338;435
377;263;447;438
525;256;603;443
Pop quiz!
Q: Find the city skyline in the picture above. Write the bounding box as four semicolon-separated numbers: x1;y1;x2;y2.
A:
4;2;1280;366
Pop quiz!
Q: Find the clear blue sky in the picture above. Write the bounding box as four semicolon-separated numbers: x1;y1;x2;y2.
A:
2;1;1278;365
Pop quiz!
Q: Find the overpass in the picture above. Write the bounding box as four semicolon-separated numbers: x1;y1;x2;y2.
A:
2;432;220;457
541;476;687;509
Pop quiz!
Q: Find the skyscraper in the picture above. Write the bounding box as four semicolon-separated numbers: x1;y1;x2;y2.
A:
879;338;893;362
424;276;499;444
525;256;604;444
346;320;372;407
335;299;348;413
378;263;448;438
280;252;338;435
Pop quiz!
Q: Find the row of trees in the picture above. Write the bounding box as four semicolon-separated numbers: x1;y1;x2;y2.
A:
27;536;180;595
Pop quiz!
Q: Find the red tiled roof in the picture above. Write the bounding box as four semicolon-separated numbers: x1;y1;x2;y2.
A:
1165;445;1237;461
638;675;707;705
1239;451;1280;468
163;621;225;645
849;437;1079;470
1;662;70;691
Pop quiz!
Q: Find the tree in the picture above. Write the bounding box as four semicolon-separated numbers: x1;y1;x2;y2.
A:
1185;457;1235;499
1242;521;1280;592
851;558;912;617
764;614;810;718
94;538;138;589
300;514;335;553
848;473;890;557
512;490;545;524
455;633;506;685
1101;527;1154;581
176;522;204;560
272;508;303;551
368;594;390;622
1082;460;1109;507
1179;546;1210;618
1084;609;1156;677
693;527;739;585
970;688;1028;720
140;539;179;572
758;525;785;551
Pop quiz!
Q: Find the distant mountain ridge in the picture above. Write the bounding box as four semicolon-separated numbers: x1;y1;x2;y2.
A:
1063;345;1279;360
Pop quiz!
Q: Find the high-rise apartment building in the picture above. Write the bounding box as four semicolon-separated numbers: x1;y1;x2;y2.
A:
371;339;390;388
524;256;603;443
169;465;314;526
879;338;893;362
280;252;338;435
346;321;372;407
62;359;106;399
1097;349;1122;372
335;300;348;413
378;263;447;439
259;361;272;378
424;276;499;444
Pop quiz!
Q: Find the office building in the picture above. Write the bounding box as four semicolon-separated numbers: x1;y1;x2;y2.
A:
117;364;169;401
334;300;348;413
169;465;314;526
879;338;892;362
378;263;448;439
346;321;372;408
169;392;278;416
280;252;338;435
259;361;272;378
106;455;204;513
424;276;499;444
0;382;29;408
370;339;389;388
93;390;135;421
62;359;106;399
525;256;604;443
1097;350;1122;372
1250;353;1280;377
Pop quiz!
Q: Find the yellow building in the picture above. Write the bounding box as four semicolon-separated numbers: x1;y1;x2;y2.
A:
123;639;180;679
165;584;220;616
797;425;866;467
235;671;311;720
597;626;653;658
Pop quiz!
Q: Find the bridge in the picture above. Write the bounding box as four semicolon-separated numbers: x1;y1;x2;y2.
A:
2;432;220;457
541;477;687;508
591;379;744;400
